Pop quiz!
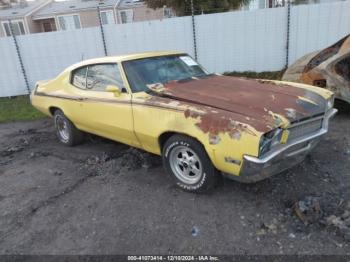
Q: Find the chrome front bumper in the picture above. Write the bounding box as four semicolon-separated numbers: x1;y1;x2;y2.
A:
231;108;338;183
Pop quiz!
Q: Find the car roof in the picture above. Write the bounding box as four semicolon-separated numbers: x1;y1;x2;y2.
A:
66;51;186;72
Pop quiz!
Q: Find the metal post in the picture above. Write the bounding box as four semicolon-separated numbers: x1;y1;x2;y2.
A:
285;0;291;68
97;6;108;56
190;0;198;60
9;20;30;94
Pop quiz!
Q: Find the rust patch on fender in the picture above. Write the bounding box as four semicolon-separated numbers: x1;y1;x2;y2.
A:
184;108;255;141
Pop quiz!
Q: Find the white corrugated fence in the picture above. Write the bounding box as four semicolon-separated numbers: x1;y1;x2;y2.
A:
0;0;349;97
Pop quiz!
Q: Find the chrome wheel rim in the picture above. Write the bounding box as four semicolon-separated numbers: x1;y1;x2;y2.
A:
55;115;69;142
169;146;202;185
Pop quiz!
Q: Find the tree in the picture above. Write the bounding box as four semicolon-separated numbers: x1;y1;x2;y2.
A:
144;0;252;16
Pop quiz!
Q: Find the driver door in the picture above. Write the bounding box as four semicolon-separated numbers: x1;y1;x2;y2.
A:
69;63;140;147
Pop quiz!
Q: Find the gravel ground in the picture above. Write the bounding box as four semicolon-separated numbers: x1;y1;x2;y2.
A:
0;102;350;255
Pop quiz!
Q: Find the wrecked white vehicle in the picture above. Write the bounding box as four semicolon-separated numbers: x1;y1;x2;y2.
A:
283;34;350;103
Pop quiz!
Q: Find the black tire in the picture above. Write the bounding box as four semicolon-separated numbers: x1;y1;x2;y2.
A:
53;110;84;146
162;135;219;193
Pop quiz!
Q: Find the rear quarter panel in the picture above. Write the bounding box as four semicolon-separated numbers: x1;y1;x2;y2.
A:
31;72;82;123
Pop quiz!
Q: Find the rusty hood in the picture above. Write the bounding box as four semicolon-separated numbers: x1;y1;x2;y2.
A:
150;75;327;134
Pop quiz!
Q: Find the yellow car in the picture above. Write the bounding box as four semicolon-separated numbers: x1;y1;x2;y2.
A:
31;51;337;192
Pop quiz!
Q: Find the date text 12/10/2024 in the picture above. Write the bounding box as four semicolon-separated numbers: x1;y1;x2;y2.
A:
127;255;219;261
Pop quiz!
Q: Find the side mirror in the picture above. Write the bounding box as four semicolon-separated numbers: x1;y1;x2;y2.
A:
106;85;122;97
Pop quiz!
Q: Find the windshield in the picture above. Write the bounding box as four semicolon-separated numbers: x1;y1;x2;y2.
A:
123;54;208;92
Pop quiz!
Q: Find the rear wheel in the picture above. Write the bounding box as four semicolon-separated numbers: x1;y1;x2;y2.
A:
53;110;84;146
162;135;219;192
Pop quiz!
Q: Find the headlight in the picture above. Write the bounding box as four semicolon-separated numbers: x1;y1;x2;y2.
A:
326;95;335;111
259;128;283;157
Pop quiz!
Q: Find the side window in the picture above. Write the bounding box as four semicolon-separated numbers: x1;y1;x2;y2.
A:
71;67;87;89
86;64;124;91
335;56;350;81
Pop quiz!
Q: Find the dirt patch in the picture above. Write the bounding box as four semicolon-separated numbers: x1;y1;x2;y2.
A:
0;103;349;254
82;148;162;177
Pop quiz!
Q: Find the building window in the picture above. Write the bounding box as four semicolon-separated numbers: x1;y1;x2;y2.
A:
118;9;133;24
163;7;173;18
100;10;115;25
42;21;53;32
2;20;26;36
57;15;81;31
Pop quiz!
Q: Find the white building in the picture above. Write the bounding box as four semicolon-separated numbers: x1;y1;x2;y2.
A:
243;0;345;10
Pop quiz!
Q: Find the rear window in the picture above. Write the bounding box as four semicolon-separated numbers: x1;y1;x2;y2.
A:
71;67;87;89
335;56;350;81
303;35;347;73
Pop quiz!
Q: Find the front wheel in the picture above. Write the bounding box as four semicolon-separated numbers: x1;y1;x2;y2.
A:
162;135;219;193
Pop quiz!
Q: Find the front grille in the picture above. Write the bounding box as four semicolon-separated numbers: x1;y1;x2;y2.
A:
287;117;323;142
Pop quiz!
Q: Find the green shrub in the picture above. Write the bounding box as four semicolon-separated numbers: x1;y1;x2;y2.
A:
224;70;285;80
